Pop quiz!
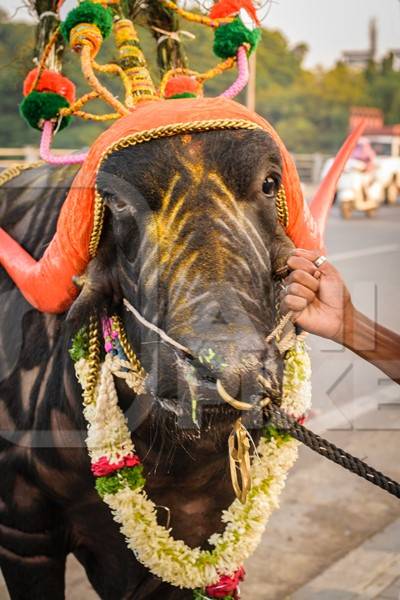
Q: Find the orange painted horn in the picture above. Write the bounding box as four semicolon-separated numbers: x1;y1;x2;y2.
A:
309;120;367;238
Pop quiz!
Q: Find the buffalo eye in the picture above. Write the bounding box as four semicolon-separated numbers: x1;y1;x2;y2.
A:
262;176;278;197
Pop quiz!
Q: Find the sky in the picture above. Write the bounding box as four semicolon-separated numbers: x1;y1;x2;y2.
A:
1;0;399;68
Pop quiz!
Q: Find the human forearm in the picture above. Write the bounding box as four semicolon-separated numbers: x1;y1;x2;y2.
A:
341;308;400;384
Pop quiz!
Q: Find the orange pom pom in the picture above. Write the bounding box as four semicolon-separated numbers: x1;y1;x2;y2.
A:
164;75;202;99
23;69;76;104
210;0;259;25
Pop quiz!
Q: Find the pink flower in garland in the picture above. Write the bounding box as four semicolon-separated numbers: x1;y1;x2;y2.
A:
205;566;245;598
91;454;141;477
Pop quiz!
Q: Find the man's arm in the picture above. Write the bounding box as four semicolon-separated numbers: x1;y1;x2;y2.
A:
282;248;400;385
342;309;400;384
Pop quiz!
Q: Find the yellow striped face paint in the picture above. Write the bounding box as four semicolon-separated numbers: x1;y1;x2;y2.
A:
147;153;246;287
144;149;257;333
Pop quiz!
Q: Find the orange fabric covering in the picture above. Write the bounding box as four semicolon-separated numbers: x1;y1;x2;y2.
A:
0;97;321;313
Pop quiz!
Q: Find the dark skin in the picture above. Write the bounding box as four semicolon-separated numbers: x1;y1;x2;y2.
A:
0;129;294;599
283;248;400;385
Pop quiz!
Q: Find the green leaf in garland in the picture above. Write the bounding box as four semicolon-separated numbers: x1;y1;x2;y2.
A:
95;466;145;498
193;591;234;600
263;423;292;444
69;327;89;363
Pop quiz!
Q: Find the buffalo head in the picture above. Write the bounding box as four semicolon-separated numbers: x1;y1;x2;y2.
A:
74;128;294;434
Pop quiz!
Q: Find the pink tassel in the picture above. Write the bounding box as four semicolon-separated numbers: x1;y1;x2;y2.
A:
220;46;249;99
40;120;88;165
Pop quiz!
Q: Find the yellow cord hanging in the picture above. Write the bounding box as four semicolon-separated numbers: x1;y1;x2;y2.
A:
80;44;130;116
32;27;61;90
161;0;234;27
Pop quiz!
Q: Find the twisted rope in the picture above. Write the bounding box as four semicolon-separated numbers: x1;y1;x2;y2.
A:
220;46;249;100
264;403;400;500
40;120;88;164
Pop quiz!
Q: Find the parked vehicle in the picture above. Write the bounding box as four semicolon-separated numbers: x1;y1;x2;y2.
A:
368;134;400;204
335;158;382;219
321;155;382;220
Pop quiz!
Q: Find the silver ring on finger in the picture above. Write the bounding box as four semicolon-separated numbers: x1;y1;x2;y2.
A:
313;255;327;268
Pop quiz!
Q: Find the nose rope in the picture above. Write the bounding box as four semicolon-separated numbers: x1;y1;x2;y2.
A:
265;311;293;343
123;298;192;356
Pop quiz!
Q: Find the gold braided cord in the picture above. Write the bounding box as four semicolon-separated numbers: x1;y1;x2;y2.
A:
59;91;99;117
59;91;120;122
101;119;262;162
93;60;135;109
70;110;121;122
112;315;147;381
276;185;289;228
161;0;233;27
158;58;236;97
80;45;130;117
0;161;45;188
89;120;262;256
199;57;236;82
89;190;106;258
84;315;101;405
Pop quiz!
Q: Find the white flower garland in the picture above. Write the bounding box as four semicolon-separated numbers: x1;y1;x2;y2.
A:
77;340;311;590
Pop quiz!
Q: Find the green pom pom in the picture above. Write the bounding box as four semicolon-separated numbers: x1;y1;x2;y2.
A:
213;18;261;59
167;92;197;100
95;466;145;498
61;0;113;41
69;327;89;363
20;91;71;131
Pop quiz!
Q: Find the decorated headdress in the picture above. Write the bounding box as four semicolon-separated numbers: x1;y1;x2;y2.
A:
0;0;365;313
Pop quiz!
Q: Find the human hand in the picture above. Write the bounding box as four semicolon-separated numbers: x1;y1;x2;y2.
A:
281;248;354;343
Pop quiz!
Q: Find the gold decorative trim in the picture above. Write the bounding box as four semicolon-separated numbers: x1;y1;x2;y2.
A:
90;119;262;255
276;185;289;229
0;161;44;188
99;119;262;163
112;315;146;381
83;315;101;406
89;190;106;258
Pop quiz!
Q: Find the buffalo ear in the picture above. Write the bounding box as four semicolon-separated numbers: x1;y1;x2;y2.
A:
270;221;295;275
66;244;122;325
